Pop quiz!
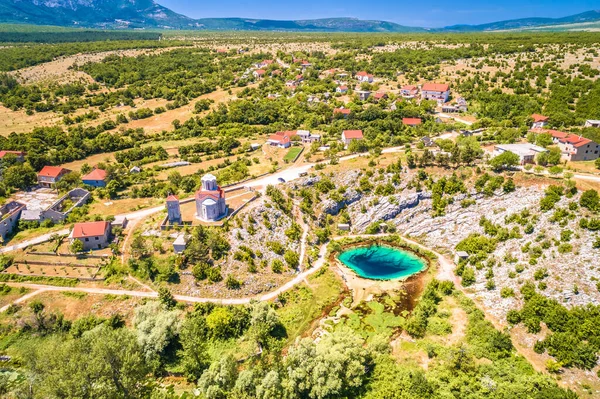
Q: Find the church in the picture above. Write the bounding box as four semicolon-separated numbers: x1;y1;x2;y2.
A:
195;174;227;222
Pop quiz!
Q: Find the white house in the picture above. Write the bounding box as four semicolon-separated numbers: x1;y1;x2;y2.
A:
336;85;348;94
355;71;374;83
493;143;548;165
267;131;292;148
421;83;450;104
531;114;549;129
585;120;600;128
341;130;364;146
296;130;321;143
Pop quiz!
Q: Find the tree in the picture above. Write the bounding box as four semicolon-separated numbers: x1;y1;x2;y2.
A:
130;235;149;259
2;163;37;190
580;189;599;211
24;325;153;398
489;151;520;171
69;239;84;254
158;287;177;309
284;250;300;269
133;301;182;361
179;312;211;381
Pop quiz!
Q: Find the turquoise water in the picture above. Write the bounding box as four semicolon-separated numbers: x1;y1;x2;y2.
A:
337;245;426;280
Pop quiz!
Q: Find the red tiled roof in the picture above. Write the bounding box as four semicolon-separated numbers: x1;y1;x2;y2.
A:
38;165;69;178
343;130;364;139
268;134;291;144
403;118;422;126
356;71;372;77
81;168;107;182
531;129;568;139
531;114;549;122
0;150;25;158
422;83;450;92
334;108;351;115
401;85;417;90
71;221;110;239
166;195;179;202
255;69;265;75
195;187;224;202
374;92;387;99
296;74;303;80
262;59;274;64
562;134;592;147
338;85;348;90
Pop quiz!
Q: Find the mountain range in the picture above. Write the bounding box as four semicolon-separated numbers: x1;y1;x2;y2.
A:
0;0;599;32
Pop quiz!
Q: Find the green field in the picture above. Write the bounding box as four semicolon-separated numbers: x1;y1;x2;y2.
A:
283;147;303;162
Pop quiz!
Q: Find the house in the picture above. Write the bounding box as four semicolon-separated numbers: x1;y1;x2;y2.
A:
271;69;281;76
585;120;600;128
111;216;128;229
253;69;266;79
355;71;374;83
173;234;187;254
296;130;321;143
69;221;111;250
0;151;25;163
341;130;364;146
295;74;304;84
442;97;468;113
0;201;25;242
531;114;549;129
373;92;388;101
403;118;422;126
421;137;435;147
455;251;469;263
334;107;351;118
166;194;181;224
531;129;600;161
556;134;600;162
421;83;450;104
336;85;348;94
37;166;70;188
493;143;548;165
356;90;371;101
130;166;141;173
81;168;107;188
400;85;418;98
255;59;274;68
195;174;227;222
267;131;292;148
299;60;312;69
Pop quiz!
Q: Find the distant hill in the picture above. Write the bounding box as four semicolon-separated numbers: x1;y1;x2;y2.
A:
0;0;423;31
442;10;600;32
0;0;598;33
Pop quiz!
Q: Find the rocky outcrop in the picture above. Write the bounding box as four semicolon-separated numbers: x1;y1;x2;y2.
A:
321;188;363;216
351;191;432;231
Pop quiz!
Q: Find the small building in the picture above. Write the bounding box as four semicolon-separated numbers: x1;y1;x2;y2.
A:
531;114;549;129
111;216;128;229
173;234;187;254
166;194;181;224
337;223;350;231
253;69;266;79
341;130;364;146
355;71;374;83
296;130;321;143
334;107;351;118
421;83;450;104
455;251;469;263
403;118;422;126
400;85;418;98
421;137;435;147
356;90;371;101
130;166;141;173
267;131;292;148
556;134;600;162
373;92;388;101
585;120;600;128
250;143;261;151
37;166;70;188
255;59;274;68
0;151;25;163
69;221;111;251
336;85;348;94
0;201;25;242
493;143;548;165
81;168;107;188
195;174;227;222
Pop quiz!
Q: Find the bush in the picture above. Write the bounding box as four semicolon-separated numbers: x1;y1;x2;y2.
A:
461;267;476;286
225;275;241;290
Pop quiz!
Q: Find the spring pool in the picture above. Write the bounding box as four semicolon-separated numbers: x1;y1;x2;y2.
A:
337;244;426;280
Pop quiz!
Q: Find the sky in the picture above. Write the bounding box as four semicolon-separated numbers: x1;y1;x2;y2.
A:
156;0;598;28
